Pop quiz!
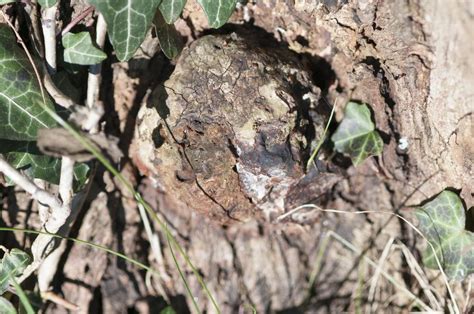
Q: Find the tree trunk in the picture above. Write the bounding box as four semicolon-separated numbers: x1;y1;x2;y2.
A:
43;1;472;313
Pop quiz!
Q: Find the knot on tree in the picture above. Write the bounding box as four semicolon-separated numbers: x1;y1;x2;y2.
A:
133;33;333;224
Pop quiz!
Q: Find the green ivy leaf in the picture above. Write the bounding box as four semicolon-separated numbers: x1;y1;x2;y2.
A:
62;32;107;65
331;101;383;165
416;191;474;280
159;0;186;24
197;0;237;28
0;25;57;141
0;139;90;188
0;249;31;295
87;0;162;62
160;306;177;314
154;11;183;59
0;140;61;184
37;0;58;8
0;297;16;314
51;71;82;105
0;26;89;186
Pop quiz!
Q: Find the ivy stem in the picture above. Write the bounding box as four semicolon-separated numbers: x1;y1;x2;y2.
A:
59;5;94;37
41;3;58;74
85;13;106;134
0;157;63;210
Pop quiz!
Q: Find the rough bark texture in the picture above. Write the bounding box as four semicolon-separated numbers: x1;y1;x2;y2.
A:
133;31;334;224
1;0;471;313
128;0;472;312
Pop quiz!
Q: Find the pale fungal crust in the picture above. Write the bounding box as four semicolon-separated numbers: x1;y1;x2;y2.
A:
133;32;325;224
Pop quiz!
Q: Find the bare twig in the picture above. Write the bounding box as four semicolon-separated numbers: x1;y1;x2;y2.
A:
42;71;74;108
86;13;107;133
58;156;74;205
0;157;62;210
41;291;80;311
41;4;58;74
60;5;94;37
35;5;77;290
1;7;77;286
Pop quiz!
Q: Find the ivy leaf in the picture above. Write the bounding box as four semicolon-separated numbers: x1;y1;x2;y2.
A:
37;0;57;7
0;26;89;186
160;306;177;314
0;140;61;184
197;0;237;28
0;1;15;5
51;71;82;104
159;0;186;24
0;249;31;295
154;11;183;59
0;25;57;141
62;32;107;65
0;297;16;314
87;0;162;62
0;140;90;188
416;191;474;280
331;101;383;165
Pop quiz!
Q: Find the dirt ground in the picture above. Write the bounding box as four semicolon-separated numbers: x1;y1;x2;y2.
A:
1;0;473;313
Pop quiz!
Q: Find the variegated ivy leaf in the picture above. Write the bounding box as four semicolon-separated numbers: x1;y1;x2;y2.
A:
197;0;237;28
0;297;15;314
0;26;89;186
159;0;186;24
154;10;183;59
62;32;107;65
0;249;31;295
0;25;56;141
87;0;162;61
38;0;58;7
0;140;90;187
331;101;383;165
0;1;15;4
416;190;474;280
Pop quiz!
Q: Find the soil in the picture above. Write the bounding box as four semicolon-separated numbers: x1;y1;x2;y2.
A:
1;0;472;313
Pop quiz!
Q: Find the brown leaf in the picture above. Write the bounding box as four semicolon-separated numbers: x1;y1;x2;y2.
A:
37;128;123;163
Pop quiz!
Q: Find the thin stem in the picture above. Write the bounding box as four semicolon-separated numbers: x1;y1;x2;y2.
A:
0;157;62;210
86;14;107;133
41;4;58;74
59;156;74;205
60;6;94;37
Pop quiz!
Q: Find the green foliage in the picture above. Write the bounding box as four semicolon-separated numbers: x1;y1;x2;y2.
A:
0;140;61;183
331;101;383;165
159;0;187;24
0;25;59;182
197;0;237;28
87;0;162;62
0;297;15;314
416;190;474;281
62;32;107;65
0;26;56;141
0;249;31;295
0;26;89;185
160;306;177;314
85;0;235;60
154;11;184;59
37;0;57;7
